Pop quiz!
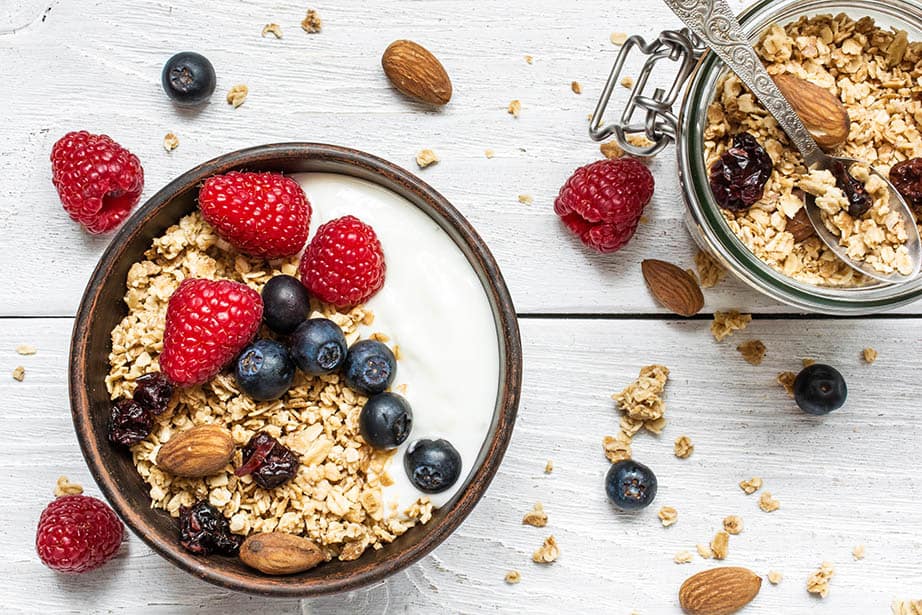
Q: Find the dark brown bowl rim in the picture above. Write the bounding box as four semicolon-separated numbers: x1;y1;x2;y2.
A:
69;143;522;597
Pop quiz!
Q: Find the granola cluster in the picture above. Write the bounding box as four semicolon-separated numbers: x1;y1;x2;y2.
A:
604;365;670;462
106;212;431;562
704;14;922;286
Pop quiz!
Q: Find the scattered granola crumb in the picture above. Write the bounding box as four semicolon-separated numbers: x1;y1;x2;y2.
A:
484;149;495;159
891;599;922;614
673;435;693;459
532;535;559;563
602;433;632;463
544;459;553;474
723;515;743;535
695;250;726;288
393;345;402;361
571;81;582;95
696;543;713;559
524;55;533;64
852;544;866;560
613;365;670;422
523;502;548;528
12;366;25;382
518;194;534;205
54;476;84;497
301;9;322;33
163;132;179;152
777;371;796;397
710;530;729;560
711;311;752;342
416;149;439;169
862;348;878;364
806;561;835;598
658;506;678;527
16;344;36;355
610;32;628;46
674;551;694;564
600;141;624;159
768;571;783;585
626;134;654;149
802;358;816;368
508;100;521;118
370;332;390;343
759;491;780;512
739;477;763;494
505;570;521;584
620;76;635;88
261;23;282;38
736;340;766;365
226;84;248;108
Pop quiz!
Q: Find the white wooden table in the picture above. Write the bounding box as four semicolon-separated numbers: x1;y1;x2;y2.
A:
1;1;919;613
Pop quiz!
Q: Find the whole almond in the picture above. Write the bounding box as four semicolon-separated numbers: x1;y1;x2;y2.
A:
382;40;452;105
772;73;850;151
679;567;762;615
155;424;234;478
787;205;816;243
641;259;704;317
240;532;325;575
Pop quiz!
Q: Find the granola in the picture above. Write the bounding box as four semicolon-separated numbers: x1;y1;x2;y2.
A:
657;506;678;527
736;339;766;365
767;570;783;584
723;515;743;535
301;9;322;33
777;371;796;397
863;347;878;363
892;600;922;615
226;84;248;108
674;551;694;564
416;149;439;168
54;476;84;497
739;477;763;494
261;23;282;39
806;561;835;598
696;543;713;559
695;250;726;288
532;535;559;563
518;194;534;205
522;502;548;527
12;366;24;382
16;344;36;355
710;530;729;560
163;132;179;152
544;459;553;474
711;311;752;341
600;141;624;159
605;365;670;460
852;544;866;560
505;570;522;584
571;81;582;95
610;32;628;46
759;491;780;512
507;100;521;118
673;435;693;459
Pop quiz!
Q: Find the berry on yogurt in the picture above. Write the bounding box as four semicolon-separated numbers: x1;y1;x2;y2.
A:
343;340;396;396
359;392;413;450
404;438;462;493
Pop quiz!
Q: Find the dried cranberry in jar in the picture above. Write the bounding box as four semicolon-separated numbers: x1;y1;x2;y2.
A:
234;432;299;489
708;132;774;212
831;161;871;218
178;501;242;556
132;372;174;415
890;158;922;214
107;398;153;447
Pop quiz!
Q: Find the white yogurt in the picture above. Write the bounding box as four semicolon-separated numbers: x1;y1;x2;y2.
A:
292;173;501;513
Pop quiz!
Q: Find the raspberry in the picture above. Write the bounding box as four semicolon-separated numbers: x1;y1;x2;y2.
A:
35;495;124;573
160;278;263;386
198;172;311;259
299;215;386;307
553;158;654;253
50;131;144;234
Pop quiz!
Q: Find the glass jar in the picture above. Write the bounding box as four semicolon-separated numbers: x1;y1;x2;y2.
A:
593;0;922;314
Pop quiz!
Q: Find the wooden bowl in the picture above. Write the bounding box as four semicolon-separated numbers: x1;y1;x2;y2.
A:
69;143;522;596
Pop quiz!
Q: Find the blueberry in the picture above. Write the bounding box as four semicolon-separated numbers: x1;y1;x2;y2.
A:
793;363;847;415
290;318;347;375
261;275;311;335
344;340;396;396
360;393;413;450
404;438;461;493
235;339;295;401
605;459;657;511
161;52;216;106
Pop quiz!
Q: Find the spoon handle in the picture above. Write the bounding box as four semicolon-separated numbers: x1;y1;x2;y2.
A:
661;0;825;167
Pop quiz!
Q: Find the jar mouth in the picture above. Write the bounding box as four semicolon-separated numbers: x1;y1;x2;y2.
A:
678;0;922;314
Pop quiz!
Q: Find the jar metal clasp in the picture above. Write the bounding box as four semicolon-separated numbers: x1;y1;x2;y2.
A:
589;28;706;157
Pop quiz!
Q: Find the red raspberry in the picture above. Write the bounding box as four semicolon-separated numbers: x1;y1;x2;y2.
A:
50;131;144;234
35;495;124;573
553;158;654;253
160;278;263;386
198;172;311;259
299;216;385;308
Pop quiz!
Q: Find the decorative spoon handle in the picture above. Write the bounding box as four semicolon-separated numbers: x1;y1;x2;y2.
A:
661;0;825;167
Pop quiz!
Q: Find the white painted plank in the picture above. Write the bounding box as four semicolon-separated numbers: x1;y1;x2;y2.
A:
2;317;920;613
0;0;872;318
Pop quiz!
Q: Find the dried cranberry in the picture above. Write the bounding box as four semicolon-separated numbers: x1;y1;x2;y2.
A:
133;372;174;415
178;501;242;556
890;158;922;214
234;432;299;489
708;132;774;212
107;398;153;447
831;161;871;218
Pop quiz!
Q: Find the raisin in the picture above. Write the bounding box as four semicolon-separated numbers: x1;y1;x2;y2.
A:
890;158;922;214
708;132;774;212
234;432;299;489
107;398;153;447
831;161;871;218
133;372;174;415
178;501;242;556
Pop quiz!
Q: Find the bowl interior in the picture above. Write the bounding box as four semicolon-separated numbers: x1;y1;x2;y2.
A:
70;143;521;596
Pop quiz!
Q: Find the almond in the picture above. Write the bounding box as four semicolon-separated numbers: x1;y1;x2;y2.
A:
787;205;816;243
772;73;850;151
641;259;704;317
239;532;325;575
382;40;452;106
155;424;234;478
679;567;762;615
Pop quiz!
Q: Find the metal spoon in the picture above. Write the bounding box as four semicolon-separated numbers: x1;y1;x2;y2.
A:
662;0;922;284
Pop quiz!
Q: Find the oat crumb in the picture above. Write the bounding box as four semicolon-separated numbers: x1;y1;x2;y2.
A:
710;530;729;559
696;543;713;559
777;371;796;397
768;570;783;585
695;250;726;288
524;55;533;65
16;344;36;355
54;476;84;497
711;310;752;342
226;84;248;108
620;76;635;88
674;550;694;564
602;433;632;463
806;561;835;598
416;149;439;169
504;570;521;584
261;23;282;38
658;506;678;527
484;149;495;159
852;544;866;560
522;502;548;527
301;9;322;33
532;535;559;563
759;491;780;512
802;358;817;367
674;435;694;459
610;32;628;46
507;100;521;117
12;366;25;381
737;339;766;365
891;599;922;614
544;459;553;474
517;194;533;205
571;81;582;95
863;348;878;364
723;515;743;535
739;477;763;494
600;141;624;159
163;132;179;152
